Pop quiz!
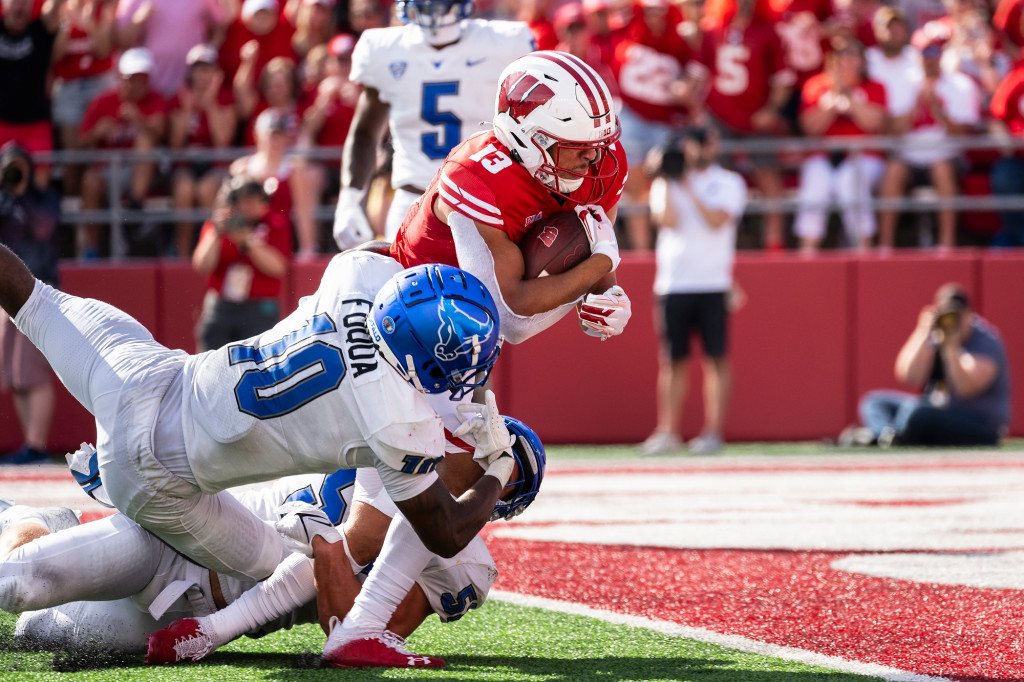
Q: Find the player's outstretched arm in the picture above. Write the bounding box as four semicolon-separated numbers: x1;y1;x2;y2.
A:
0;243;37;318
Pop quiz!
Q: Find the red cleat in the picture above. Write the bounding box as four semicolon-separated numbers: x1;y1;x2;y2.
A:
144;618;216;665
322;630;446;669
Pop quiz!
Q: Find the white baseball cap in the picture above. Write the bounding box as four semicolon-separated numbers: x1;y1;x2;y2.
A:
186;43;219;66
119;47;154;76
241;0;279;20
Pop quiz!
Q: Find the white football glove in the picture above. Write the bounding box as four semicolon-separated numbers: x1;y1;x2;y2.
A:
274;501;341;557
333;187;374;251
574;204;620;271
578;285;632;340
452;389;515;465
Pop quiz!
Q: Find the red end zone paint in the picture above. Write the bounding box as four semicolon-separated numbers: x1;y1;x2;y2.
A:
484;534;1024;682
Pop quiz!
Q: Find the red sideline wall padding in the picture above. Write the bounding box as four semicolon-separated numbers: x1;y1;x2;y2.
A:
1;250;1021;453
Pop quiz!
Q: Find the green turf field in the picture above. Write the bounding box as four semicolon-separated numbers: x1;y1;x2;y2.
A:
0;600;885;681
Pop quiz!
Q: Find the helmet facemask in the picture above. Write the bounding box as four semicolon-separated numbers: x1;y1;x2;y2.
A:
397;0;472;46
530;124;621;203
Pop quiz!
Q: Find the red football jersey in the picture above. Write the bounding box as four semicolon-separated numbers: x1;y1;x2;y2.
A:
79;88;168;149
390;131;628;269
773;0;832;86
51;6;115;81
990;62;1024;137
167;88;235;149
218;18;297;87
699;23;795;132
610;6;692;124
800;73;886;155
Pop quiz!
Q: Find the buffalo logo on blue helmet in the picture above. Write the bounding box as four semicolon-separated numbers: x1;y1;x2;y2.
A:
434;297;496;364
370;263;502;399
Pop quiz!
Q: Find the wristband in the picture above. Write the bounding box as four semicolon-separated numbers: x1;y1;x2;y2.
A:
483;453;515;488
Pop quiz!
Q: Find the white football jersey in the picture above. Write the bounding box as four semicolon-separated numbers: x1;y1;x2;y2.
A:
180;252;446;500
351;19;535;191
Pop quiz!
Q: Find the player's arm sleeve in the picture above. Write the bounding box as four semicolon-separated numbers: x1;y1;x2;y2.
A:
448;211;578;344
349;31;384;98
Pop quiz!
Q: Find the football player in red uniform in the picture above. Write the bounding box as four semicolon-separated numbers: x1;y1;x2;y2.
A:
388;50;632;345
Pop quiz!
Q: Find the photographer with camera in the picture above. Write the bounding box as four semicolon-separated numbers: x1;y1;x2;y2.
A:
0;143;60;464
192;174;291;352
841;283;1011;448
639;126;748;456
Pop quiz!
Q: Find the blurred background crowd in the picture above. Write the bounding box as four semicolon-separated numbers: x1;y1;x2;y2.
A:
1;0;1023;262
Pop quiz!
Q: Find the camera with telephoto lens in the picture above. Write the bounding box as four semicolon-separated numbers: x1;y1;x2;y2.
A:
934;310;961;333
220;212;255;232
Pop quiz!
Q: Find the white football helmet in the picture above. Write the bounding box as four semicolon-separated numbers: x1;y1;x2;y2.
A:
493;50;620;202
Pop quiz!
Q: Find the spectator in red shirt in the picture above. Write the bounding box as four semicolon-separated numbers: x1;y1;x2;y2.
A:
168;43;237;259
988;58;1024;247
611;0;698;250
519;0;558;49
772;0;832;130
582;0;624;61
793;37;886;250
78;47;168;258
297;33;358;255
235;54;302;143
219;0;297;90
694;0;796;250
0;0;68;190
51;0;117;197
229;108;299;250
192;174;291;351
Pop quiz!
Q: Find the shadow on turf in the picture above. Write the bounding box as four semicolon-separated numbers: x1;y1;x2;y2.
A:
262;655;893;681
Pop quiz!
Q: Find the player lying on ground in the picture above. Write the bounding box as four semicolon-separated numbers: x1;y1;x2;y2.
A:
0;242;523;663
146;417;544;668
382;50;632;345
0;422;543;663
0;242;513;593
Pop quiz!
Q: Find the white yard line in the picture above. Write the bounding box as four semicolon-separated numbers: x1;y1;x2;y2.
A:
490;590;954;682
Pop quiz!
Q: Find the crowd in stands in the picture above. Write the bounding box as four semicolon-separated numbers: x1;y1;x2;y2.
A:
0;0;1022;260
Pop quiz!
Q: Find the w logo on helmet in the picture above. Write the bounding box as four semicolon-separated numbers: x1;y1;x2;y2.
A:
497;71;555;122
434;299;496;363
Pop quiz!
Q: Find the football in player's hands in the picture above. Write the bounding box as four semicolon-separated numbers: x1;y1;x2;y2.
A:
519;210;591;279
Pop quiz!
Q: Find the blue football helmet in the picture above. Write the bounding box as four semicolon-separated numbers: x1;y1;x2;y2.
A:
491;417;546;522
368;264;503;400
396;0;473;42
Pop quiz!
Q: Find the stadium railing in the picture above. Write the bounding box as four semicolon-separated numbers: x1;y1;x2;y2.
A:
33;134;1024;258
